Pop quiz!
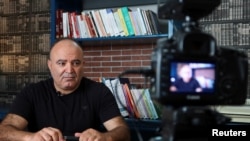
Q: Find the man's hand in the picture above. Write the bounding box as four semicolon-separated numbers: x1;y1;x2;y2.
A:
74;117;130;141
75;128;111;141
26;127;65;141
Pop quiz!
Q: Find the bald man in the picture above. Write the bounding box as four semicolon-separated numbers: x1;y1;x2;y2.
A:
0;38;130;141
170;64;202;93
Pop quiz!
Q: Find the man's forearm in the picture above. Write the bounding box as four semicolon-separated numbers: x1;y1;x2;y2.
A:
105;125;131;141
0;124;31;141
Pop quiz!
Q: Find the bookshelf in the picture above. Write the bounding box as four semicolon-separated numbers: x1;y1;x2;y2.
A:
49;0;169;139
49;0;173;46
0;0;51;104
49;0;170;115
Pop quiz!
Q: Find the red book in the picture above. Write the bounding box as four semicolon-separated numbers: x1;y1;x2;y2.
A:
70;12;80;38
81;12;97;38
56;9;63;38
122;83;140;118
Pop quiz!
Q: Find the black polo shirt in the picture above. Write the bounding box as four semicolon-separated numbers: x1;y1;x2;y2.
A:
9;77;121;136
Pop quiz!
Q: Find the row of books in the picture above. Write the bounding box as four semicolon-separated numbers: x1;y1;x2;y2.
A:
0;13;50;34
99;77;161;119
56;7;161;39
30;54;49;72
0;54;48;73
0;0;29;14
201;23;250;46
30;34;50;53
0;34;50;53
0;55;29;73
200;0;250;21
0;0;50;14
0;74;50;91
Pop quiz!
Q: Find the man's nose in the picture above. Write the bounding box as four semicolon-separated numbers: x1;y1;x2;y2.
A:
65;63;74;72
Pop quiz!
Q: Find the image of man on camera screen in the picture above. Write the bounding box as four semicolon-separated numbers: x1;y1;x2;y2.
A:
170;62;215;93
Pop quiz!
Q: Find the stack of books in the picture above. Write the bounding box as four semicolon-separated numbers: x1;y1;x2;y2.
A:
56;7;162;39
99;77;161;119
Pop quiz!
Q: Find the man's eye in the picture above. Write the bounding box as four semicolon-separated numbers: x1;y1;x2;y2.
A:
57;62;65;66
72;61;81;66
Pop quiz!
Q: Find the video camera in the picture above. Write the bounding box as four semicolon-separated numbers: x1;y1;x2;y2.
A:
118;1;248;140
149;0;248;106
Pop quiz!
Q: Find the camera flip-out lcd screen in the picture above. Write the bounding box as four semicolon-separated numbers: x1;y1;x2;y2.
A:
169;61;215;94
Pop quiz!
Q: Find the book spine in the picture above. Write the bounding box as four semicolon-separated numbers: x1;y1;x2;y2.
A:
56;9;63;38
99;9;112;37
121;7;135;36
130;89;147;118
128;11;140;36
122;84;134;117
90;10;103;37
113;10;125;36
76;15;88;38
117;8;129;36
123;83;140;118
67;12;74;38
144;89;158;119
142;10;152;35
136;8;148;35
70;12;79;38
62;12;69;38
106;8;120;37
80;14;91;38
94;10;108;37
82;11;98;38
148;10;160;34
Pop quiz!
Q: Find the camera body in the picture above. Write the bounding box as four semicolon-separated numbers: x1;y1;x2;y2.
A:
142;1;248;140
148;0;248;106
150;25;248;106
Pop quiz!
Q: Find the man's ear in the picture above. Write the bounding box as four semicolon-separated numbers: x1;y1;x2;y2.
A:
47;59;52;70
